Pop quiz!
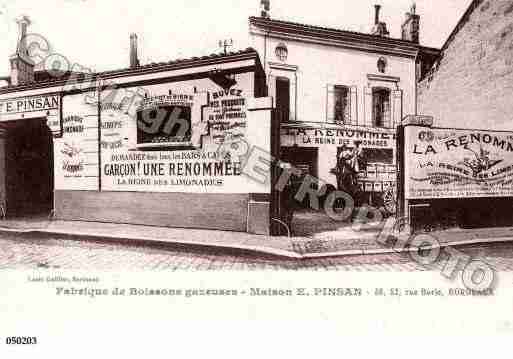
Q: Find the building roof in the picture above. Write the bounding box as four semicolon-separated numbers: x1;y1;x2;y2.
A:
249;16;440;58
419;0;488;82
439;0;483;52
0;48;261;95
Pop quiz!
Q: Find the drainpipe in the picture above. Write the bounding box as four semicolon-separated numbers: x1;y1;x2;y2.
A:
264;30;269;96
414;50;419;115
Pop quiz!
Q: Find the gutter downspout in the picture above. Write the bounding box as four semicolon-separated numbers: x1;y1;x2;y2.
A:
414;49;419;116
264;29;269;96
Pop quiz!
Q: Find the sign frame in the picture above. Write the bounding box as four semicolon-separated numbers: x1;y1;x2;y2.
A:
404;124;513;200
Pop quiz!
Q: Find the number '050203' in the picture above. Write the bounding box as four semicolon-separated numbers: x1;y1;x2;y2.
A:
5;337;37;345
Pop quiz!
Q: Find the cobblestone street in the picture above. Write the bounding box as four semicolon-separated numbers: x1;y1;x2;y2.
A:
1;233;513;271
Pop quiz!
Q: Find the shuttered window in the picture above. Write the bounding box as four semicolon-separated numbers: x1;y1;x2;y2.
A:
334;86;350;124
372;88;391;128
327;84;357;125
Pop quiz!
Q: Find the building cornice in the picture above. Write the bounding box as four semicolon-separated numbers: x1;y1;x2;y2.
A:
0;49;260;95
367;74;400;83
250;17;423;59
268;62;298;71
281;121;396;133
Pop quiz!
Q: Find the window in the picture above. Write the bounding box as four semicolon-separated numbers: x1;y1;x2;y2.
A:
275;43;288;62
377;57;387;73
372;88;391;128
334;86;350;124
136;105;192;148
276;77;290;122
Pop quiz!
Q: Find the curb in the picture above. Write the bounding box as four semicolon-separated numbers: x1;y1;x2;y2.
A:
1;226;512;260
0;227;303;259
301;236;513;259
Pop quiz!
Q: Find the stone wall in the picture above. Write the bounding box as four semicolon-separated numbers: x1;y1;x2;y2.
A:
418;0;513;130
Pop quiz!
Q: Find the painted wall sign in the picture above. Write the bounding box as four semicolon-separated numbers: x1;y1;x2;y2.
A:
54;92;99;191
54;74;269;195
404;126;513;199
205;88;247;144
0;94;59;116
281;126;396;149
0;94;62;135
97;78;268;194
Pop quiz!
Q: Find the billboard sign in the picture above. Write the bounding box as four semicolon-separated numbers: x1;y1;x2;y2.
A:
281;125;396;149
404;126;513;199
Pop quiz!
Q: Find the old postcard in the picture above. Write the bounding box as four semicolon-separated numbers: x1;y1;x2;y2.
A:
0;0;512;357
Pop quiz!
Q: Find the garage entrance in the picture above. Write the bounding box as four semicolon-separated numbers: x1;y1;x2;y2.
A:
3;118;54;217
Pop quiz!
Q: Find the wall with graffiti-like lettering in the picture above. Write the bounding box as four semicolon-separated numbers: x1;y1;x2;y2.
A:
55;72;271;195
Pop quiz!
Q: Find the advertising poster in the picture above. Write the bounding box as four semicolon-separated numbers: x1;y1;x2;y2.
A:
54;92;99;191
99;81;267;194
405;125;513;199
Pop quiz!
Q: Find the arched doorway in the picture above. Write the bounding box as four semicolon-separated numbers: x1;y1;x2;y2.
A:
3;118;54;217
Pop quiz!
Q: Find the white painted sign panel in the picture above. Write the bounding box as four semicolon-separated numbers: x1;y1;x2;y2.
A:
98;80;267;194
0;94;61;135
54;92;99;191
405;126;513;199
281;125;396;149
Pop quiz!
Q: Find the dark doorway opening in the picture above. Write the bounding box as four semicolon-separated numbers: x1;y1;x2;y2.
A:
4;118;54;217
275;77;290;122
280;147;318;209
409;198;513;233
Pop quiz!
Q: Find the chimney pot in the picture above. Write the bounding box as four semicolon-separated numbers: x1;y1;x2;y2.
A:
260;0;270;18
401;3;420;43
371;5;389;37
374;4;381;24
130;33;140;68
16;16;32;59
10;15;34;86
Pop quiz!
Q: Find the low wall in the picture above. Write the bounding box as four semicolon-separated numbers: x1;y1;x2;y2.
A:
408;197;513;232
54;190;250;232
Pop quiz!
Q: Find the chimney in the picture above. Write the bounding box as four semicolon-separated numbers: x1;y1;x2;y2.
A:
130;33;140;68
260;0;270;18
401;3;420;43
9;15;34;86
371;5;389;37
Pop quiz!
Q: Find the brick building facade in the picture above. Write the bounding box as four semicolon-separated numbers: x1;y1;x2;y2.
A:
401;0;513;231
418;0;513;130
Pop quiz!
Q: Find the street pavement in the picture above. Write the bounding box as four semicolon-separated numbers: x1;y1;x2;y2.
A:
1;232;513;271
2;211;510;259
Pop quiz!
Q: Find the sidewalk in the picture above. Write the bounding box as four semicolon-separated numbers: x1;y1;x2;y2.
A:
0;216;512;259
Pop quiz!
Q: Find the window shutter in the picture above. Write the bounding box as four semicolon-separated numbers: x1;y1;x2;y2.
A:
326;84;335;123
364;87;373;127
289;75;297;122
350;86;357;125
268;74;276;109
392;89;403;127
